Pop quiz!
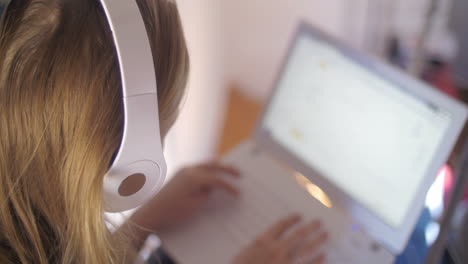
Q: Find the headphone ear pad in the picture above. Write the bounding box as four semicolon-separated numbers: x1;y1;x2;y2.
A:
117;172;147;197
104;160;165;212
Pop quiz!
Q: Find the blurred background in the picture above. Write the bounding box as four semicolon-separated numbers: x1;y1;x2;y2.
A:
165;0;468;263
1;0;467;263
166;0;465;170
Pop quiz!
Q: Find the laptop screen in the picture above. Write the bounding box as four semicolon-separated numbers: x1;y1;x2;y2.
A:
263;33;453;228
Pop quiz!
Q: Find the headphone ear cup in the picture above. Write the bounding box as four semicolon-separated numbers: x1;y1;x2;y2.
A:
117;172;147;197
103;93;166;212
104;160;165;212
99;0;166;212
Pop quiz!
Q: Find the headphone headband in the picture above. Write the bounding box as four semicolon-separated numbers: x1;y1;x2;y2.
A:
100;0;166;212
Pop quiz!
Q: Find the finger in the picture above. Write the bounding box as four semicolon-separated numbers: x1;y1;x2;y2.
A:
283;220;321;249
199;162;241;177
296;232;328;259
263;214;302;240
307;254;326;264
205;177;240;196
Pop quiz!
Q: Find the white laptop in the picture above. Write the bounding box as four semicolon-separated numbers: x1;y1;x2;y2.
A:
159;23;468;264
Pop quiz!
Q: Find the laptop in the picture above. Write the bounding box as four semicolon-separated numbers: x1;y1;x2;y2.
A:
159;22;468;264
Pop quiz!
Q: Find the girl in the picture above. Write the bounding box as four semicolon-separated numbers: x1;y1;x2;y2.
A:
0;0;327;263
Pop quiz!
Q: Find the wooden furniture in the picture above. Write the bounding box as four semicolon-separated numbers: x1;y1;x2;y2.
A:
217;86;263;156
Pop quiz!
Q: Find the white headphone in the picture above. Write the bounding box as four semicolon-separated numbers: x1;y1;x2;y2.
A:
99;0;166;212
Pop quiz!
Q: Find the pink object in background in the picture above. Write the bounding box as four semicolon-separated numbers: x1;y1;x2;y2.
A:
442;164;468;204
424;65;460;99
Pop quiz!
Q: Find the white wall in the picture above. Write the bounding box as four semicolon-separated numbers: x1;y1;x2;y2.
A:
163;0;228;175
219;0;367;100
165;0;377;172
164;0;374;172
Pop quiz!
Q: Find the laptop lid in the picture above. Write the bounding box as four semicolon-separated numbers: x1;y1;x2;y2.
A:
255;22;468;254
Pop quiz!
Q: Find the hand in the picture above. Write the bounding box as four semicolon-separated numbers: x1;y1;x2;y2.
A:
130;162;240;235
233;215;328;264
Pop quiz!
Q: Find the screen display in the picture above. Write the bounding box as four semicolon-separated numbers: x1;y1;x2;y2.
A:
263;34;452;228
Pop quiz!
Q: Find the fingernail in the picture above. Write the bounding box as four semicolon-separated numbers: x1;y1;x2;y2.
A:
291;214;302;220
228;166;241;175
321;232;329;241
310;220;321;227
319;254;326;262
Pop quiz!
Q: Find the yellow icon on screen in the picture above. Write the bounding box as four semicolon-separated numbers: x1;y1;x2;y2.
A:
290;128;304;141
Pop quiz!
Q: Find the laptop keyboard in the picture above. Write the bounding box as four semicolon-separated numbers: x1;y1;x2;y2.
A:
327;228;378;264
205;146;393;264
158;142;395;264
210;182;387;263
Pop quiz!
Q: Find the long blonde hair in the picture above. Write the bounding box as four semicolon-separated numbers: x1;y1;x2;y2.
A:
0;0;189;263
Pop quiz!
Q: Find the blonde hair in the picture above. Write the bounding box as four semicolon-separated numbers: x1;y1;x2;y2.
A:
0;0;189;263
